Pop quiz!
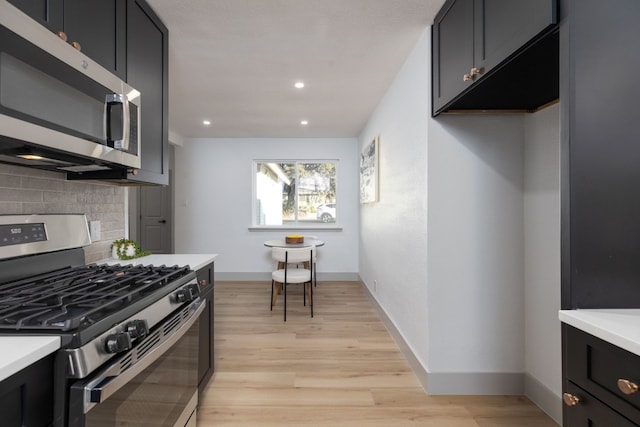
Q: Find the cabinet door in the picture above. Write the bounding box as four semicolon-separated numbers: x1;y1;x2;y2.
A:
126;0;169;185
7;0;63;32
0;355;54;427
198;286;214;394
566;325;640;413
475;0;557;73
564;383;637;427
8;0;125;80
561;0;640;309
196;263;215;394
432;0;474;112
63;0;126;79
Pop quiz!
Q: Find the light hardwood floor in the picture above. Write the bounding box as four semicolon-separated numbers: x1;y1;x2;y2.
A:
197;281;559;426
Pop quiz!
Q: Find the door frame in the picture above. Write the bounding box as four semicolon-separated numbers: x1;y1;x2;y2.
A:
128;169;174;253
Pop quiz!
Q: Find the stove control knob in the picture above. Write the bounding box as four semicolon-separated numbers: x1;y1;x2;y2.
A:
188;284;201;298
174;284;200;303
105;332;132;354
174;288;188;303
126;320;148;340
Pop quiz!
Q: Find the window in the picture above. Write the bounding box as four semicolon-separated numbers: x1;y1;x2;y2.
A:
254;161;337;226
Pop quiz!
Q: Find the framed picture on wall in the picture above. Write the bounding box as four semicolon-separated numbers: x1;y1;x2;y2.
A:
360;136;379;203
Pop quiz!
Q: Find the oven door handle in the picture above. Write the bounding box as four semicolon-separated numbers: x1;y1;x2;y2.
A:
82;298;205;413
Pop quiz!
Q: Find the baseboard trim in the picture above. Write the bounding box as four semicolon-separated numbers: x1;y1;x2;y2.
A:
358;276;430;392
215;272;359;281
524;373;562;425
359;277;526;395
427;371;524;395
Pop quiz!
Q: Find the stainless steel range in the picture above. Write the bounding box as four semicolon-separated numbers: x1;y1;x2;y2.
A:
0;214;202;427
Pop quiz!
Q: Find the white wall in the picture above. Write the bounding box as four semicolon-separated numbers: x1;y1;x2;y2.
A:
358;25;561;419
359;26;526;393
427;114;525;388
524;103;562;421
359;28;430;372
173;138;359;280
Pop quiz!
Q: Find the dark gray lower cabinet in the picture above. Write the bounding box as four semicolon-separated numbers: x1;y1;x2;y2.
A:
563;325;640;426
0;354;54;427
197;263;215;394
564;382;637;427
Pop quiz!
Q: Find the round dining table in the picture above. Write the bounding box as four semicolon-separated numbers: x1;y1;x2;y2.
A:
263;239;324;248
265;239;323;309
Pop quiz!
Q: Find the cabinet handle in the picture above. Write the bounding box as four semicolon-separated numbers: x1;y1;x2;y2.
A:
562;392;580;407
56;31;68;42
199;279;207;286
463;73;472;82
470;67;482;76
618;379;639;395
71;41;82;52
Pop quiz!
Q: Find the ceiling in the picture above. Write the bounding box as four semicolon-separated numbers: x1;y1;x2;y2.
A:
145;0;446;139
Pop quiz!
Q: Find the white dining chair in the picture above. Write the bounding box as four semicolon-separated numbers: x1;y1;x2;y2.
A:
302;236;318;287
271;246;315;321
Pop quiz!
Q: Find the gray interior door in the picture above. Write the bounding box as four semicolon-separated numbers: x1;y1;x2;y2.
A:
139;176;172;253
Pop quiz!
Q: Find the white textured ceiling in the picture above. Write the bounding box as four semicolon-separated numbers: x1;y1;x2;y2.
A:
145;0;446;139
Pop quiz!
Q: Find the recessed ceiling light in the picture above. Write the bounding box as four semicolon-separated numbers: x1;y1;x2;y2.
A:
294;81;305;89
203;120;211;125
300;120;308;125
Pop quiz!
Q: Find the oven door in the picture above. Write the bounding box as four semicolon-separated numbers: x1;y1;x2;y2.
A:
67;299;204;427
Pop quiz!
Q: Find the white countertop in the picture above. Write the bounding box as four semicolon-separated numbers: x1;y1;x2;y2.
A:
98;253;218;272
0;336;60;382
560;309;640;356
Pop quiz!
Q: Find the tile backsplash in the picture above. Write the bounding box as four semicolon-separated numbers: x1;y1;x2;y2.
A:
0;164;126;263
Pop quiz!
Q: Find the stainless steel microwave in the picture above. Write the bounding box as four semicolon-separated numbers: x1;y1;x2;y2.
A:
0;1;140;173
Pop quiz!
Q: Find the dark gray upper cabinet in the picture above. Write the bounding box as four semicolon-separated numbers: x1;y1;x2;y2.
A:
432;0;559;115
432;0;474;115
64;0;126;80
60;0;169;185
8;0;126;80
560;0;640;310
7;0;63;35
124;0;169;185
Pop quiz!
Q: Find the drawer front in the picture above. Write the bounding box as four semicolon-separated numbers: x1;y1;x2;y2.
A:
566;325;640;420
564;382;637;427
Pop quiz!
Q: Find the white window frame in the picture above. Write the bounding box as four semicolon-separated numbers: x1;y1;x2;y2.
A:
251;159;339;230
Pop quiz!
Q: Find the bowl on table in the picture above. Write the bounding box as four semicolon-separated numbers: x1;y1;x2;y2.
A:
285;235;304;244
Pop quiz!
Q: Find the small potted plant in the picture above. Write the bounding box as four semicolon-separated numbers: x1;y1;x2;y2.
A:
111;239;151;260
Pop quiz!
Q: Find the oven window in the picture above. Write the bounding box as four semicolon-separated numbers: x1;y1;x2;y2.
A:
84;317;199;426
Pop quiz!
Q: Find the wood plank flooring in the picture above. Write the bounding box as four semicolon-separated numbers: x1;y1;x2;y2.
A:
197;281;559;426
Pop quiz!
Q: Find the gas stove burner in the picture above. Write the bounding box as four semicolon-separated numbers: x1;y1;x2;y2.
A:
0;263;193;332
